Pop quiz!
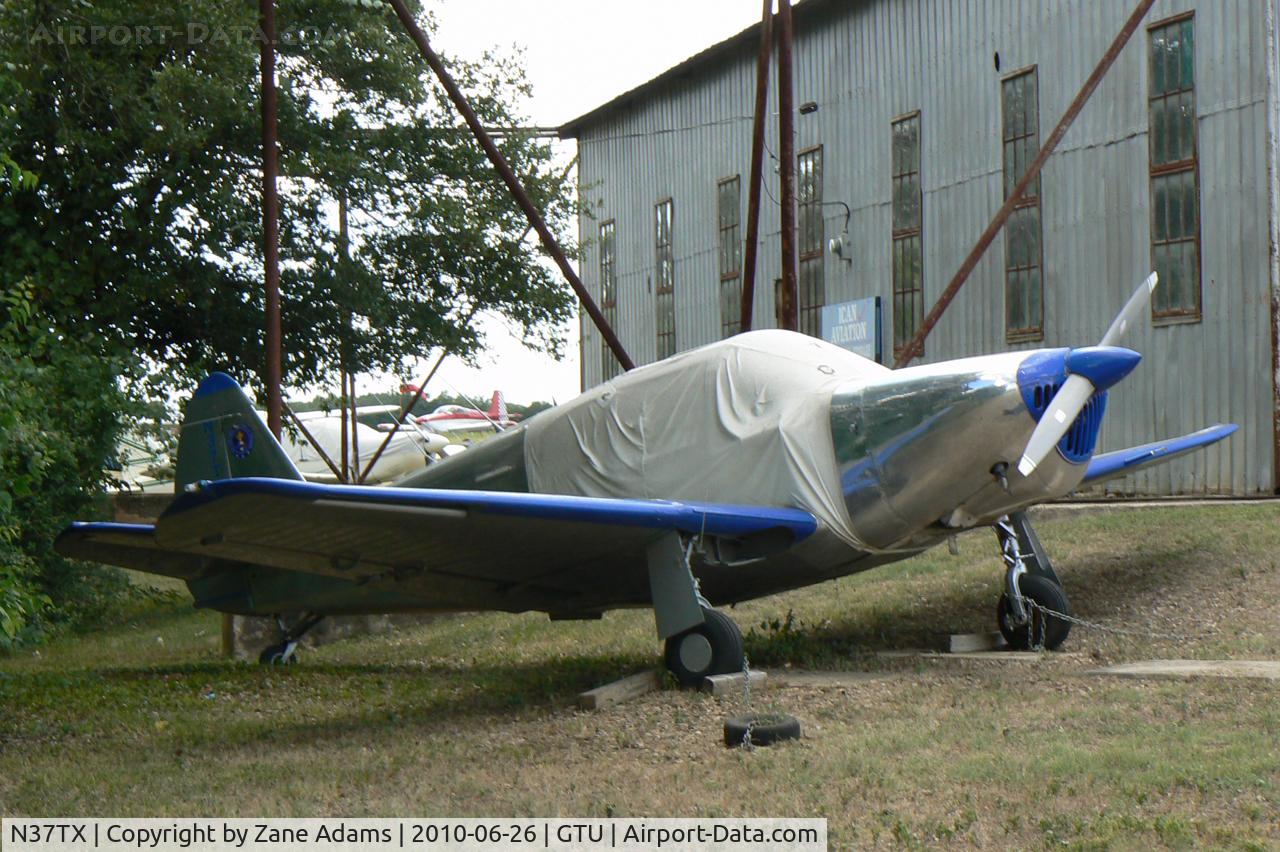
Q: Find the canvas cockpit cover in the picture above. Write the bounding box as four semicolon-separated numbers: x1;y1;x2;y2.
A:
525;330;889;547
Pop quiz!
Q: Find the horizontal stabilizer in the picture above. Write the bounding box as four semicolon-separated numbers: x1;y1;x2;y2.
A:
55;522;206;579
1081;424;1238;486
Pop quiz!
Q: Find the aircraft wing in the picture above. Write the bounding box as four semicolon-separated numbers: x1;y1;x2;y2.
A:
1080;424;1238;486
61;478;817;614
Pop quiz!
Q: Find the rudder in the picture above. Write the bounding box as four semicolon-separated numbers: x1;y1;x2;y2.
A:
174;373;302;491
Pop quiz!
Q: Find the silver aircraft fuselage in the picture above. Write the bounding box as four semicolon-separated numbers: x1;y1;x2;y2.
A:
395;339;1102;607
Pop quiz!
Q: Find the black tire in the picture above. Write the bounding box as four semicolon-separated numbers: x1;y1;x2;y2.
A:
258;643;296;665
724;713;801;747
997;573;1072;651
664;608;744;687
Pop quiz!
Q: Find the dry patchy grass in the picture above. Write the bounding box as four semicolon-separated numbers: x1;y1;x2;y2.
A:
1;504;1278;849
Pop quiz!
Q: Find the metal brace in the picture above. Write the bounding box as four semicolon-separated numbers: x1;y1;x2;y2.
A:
993;515;1030;625
646;532;706;639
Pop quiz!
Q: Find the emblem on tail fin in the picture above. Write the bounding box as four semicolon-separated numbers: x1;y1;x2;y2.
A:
227;423;254;459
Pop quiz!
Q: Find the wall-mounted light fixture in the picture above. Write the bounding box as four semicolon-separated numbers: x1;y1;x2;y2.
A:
799;101;819;115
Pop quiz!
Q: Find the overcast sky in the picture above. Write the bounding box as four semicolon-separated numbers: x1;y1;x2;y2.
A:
375;0;765;405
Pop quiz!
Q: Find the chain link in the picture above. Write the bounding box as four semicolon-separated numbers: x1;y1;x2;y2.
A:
739;650;754;750
1018;596;1202;643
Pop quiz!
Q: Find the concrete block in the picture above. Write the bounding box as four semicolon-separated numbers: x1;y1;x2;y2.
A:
701;669;767;696
578;669;662;710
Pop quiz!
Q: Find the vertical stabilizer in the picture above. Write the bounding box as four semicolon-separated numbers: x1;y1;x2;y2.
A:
174;373;302;491
488;390;507;421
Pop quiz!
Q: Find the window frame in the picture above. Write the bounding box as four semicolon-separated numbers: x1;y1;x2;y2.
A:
797;145;825;338
653;197;676;360
1147;10;1202;323
1000;65;1045;342
890;111;924;358
716;176;742;338
598;219;620;380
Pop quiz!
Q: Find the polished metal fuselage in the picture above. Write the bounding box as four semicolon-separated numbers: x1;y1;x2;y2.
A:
831;351;1084;553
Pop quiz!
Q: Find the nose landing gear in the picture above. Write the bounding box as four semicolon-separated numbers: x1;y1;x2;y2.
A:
993;512;1072;650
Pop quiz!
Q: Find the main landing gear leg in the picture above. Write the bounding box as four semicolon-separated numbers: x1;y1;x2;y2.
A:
646;533;744;687
993;512;1072;651
258;612;326;665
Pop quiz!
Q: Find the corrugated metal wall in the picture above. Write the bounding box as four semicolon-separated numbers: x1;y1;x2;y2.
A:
571;0;1277;495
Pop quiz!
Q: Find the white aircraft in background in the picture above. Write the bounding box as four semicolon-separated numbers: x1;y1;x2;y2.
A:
272;406;450;484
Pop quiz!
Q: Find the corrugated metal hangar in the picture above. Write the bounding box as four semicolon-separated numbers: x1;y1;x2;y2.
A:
559;0;1280;497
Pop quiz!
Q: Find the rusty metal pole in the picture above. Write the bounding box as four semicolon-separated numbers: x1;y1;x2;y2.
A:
776;0;797;331
260;0;283;439
894;0;1158;368
384;0;634;371
739;0;773;333
337;192;351;482
339;368;349;481
284;403;344;481
349;370;360;479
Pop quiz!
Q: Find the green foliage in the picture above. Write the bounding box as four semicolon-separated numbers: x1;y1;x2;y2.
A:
0;0;575;639
0;0;575;397
0;281;135;647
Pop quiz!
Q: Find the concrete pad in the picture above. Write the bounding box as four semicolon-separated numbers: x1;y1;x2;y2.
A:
949;632;1008;653
577;669;661;710
940;650;1046;662
771;670;898;689
877;649;1046;662
1087;659;1280;681
701;670;767;696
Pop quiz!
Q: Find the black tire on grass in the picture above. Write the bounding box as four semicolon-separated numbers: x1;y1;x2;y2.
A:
724;713;801;747
997;573;1072;651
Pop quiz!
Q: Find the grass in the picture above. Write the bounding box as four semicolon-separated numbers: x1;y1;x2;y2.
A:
1;504;1278;849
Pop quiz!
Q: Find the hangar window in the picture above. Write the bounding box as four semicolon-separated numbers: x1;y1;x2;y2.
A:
891;113;923;356
1001;68;1044;341
599;220;621;381
654;198;676;360
798;147;825;337
717;176;742;338
1148;14;1201;320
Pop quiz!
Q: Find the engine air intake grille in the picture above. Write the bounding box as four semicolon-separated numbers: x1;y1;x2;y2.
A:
1026;383;1107;464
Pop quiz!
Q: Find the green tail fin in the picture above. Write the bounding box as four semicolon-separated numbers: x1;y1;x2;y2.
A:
174;373;302;491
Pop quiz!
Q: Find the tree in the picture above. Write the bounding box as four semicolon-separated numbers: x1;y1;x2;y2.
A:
0;0;575;642
0;0;576;397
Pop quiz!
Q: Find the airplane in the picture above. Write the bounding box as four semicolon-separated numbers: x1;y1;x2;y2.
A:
273;408;451;484
56;273;1237;681
414;390;520;435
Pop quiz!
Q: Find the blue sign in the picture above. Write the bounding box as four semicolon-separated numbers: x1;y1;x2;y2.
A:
820;297;882;362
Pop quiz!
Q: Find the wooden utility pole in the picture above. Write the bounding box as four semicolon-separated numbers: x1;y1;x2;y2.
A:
776;0;797;331
739;0;774;333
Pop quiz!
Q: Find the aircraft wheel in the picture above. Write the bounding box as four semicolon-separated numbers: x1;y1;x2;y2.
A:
664;608;744;687
258;642;297;665
998;574;1072;651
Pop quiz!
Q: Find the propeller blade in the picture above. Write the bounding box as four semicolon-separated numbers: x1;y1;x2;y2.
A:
1099;272;1159;347
1017;374;1095;477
